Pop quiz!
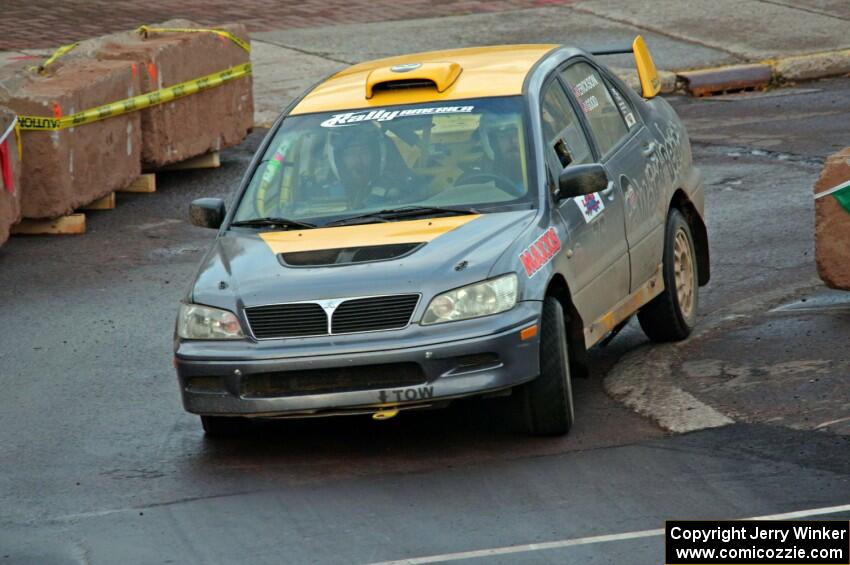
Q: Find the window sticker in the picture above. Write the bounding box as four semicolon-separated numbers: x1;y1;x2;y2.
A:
571;73;602;115
574;192;605;223
610;87;637;129
320;106;475;128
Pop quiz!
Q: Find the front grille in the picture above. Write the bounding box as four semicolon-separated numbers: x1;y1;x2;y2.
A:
331;294;419;334
245;302;328;339
240;363;426;397
244;294;420;339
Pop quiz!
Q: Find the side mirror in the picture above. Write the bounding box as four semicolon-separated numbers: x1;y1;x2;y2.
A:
189;198;226;229
557;164;610;200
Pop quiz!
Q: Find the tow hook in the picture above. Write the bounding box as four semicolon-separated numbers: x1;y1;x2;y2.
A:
372;407;399;421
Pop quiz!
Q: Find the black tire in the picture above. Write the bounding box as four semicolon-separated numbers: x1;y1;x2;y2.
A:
638;208;698;342
201;415;248;437
517;296;575;436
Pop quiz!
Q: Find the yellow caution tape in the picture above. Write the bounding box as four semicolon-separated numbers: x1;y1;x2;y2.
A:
30;42;80;74
136;25;251;54
14;123;21;160
17;62;251;131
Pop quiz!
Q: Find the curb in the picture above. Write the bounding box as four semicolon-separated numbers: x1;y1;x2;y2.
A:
766;48;850;82
667;48;850;96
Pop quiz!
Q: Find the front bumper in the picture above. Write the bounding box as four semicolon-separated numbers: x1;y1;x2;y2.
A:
175;301;541;417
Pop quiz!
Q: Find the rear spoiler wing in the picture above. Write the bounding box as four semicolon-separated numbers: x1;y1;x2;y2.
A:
588;35;661;99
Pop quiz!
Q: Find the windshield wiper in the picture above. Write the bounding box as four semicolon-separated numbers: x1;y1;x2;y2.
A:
230;217;317;230
325;206;479;226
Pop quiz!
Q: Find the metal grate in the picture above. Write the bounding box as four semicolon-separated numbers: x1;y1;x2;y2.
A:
244;302;328;339
331;294;420;334
240;363;426;397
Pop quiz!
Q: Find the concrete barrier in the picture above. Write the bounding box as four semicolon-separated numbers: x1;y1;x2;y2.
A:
814;147;850;290
0;59;142;219
0;107;22;246
68;19;253;169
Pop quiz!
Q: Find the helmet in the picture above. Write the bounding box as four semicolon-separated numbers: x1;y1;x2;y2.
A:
480;112;521;160
326;122;387;187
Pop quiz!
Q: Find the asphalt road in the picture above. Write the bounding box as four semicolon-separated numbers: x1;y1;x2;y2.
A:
1;79;849;564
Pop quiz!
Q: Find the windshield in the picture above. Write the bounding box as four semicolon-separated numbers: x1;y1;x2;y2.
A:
233;97;532;225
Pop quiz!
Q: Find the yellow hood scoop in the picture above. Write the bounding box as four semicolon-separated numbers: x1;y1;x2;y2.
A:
366;62;462;98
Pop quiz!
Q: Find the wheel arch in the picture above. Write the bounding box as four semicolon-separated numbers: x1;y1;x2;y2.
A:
544;273;589;378
670;189;710;286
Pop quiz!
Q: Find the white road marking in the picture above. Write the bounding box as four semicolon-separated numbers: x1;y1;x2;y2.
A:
364;503;850;565
815;415;850;429
603;345;734;433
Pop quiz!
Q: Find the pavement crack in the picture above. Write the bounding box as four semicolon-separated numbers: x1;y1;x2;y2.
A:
690;141;825;166
42;488;275;525
754;0;849;22
251;37;354;65
564;5;747;62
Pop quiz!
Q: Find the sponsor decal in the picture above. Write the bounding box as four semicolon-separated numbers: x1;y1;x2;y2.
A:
519;227;562;277
576;191;605;223
378;386;434;403
629;122;684;222
320;106;474;128
625;186;638;213
610;87;637;129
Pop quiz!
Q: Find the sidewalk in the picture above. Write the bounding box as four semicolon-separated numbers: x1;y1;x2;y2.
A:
2;1;849;126
248;0;850;124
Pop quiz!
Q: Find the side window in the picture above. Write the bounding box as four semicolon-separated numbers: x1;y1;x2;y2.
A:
560;62;629;156
540;80;593;176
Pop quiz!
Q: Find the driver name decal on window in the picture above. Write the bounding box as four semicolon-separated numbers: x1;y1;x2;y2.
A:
571;74;600;115
320;106;474;128
519;228;561;277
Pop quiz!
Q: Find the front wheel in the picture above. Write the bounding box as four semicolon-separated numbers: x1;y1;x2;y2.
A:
638;208;698;342
516;296;575;436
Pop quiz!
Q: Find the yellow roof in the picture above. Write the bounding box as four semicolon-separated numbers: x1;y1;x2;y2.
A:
290;45;559;115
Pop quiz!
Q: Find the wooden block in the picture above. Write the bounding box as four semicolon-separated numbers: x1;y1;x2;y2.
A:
160;151;221;171
120;174;156;194
80;193;116;211
12;213;86;235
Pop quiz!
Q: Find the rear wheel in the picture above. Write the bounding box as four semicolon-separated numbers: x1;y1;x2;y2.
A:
517;296;575;436
638;208;698;342
201;415;248;437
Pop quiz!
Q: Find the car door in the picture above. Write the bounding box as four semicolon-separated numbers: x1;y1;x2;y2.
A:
560;60;662;292
539;76;629;327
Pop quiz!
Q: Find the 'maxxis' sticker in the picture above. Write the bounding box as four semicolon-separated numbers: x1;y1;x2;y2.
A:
519;228;561;277
576;192;605;223
320;106;474;128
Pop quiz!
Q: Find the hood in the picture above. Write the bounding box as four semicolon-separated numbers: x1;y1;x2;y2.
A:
191;210;536;311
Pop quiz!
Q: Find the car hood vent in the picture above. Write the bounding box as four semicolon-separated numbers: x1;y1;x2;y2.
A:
280;242;423;267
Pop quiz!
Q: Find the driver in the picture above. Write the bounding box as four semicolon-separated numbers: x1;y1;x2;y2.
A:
479;113;525;186
327;124;419;209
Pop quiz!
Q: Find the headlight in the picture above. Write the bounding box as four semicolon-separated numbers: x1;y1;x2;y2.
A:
422;274;518;325
177;303;245;339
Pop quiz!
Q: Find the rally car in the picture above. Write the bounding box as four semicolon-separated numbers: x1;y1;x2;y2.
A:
175;36;709;436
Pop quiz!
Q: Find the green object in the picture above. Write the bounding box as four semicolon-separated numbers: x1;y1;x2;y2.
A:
834;184;850;214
